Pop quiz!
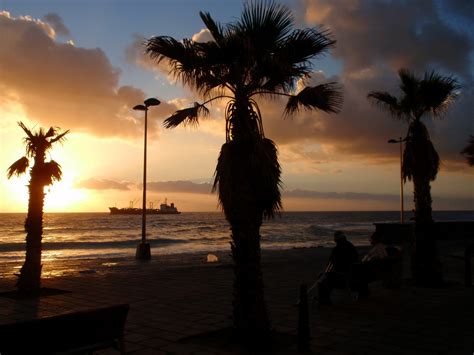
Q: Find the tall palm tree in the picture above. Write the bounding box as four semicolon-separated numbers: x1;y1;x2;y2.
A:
146;2;342;342
7;122;69;295
368;69;459;285
461;135;474;166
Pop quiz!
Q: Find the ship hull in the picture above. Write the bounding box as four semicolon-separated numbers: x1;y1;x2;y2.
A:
109;207;180;215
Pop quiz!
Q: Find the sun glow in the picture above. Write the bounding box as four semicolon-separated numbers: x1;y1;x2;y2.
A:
4;173;88;212
44;174;87;212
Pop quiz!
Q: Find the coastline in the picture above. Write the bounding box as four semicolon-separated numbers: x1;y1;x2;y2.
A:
0;245;341;280
1;239;467;282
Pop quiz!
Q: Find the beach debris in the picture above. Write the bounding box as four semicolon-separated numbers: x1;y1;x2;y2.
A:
102;262;118;267
207;254;219;263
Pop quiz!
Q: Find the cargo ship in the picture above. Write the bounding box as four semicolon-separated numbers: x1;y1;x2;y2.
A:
109;199;180;215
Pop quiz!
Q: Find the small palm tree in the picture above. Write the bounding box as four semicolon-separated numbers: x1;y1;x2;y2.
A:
368;69;459;285
146;2;342;343
7;122;69;295
461;135;474;166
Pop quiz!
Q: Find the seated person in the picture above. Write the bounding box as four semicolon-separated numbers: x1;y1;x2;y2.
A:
362;231;388;262
355;231;391;296
317;231;359;305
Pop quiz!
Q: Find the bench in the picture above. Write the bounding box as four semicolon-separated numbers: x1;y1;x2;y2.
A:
350;251;402;297
0;303;129;354
328;249;402;299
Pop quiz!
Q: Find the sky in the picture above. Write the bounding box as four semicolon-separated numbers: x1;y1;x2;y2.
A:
0;0;473;213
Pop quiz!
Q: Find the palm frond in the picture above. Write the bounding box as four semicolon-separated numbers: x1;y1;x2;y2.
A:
461;135;474;166
282;27;335;63
146;36;225;95
213;138;282;220
199;11;224;44
285;82;343;115
255;27;335;93
44;127;55;138
420;71;460;116
7;157;29;179
367;91;404;119
41;160;63;185
17;122;34;141
237;1;294;45
49;129;69;144
398;68;419;97
146;36;188;66
163;102;210;128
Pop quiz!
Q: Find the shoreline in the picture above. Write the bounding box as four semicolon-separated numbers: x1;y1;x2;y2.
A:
0;245;354;281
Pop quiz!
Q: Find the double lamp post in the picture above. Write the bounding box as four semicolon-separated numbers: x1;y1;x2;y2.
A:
134;98;161;260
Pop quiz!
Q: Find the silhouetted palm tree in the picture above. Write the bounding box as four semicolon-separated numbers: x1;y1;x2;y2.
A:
368;69;458;285
7;122;69;295
461;135;474;166
146;2;341;343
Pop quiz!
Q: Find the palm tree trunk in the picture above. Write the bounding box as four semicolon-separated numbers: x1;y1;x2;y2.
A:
17;175;44;295
230;222;270;344
412;175;442;286
215;137;272;345
226;162;271;344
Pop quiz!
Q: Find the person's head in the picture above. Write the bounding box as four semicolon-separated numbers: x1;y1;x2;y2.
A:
334;231;347;244
369;231;383;245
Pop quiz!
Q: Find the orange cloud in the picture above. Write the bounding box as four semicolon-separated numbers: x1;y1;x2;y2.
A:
0;12;177;138
75;178;132;191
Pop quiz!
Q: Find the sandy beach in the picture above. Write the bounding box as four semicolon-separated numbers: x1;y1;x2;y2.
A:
1;245;473;354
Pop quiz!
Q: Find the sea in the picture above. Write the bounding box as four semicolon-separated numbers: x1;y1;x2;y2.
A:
1;211;473;264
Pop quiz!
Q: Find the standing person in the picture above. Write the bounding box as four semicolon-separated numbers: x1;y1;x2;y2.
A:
316;231;359;305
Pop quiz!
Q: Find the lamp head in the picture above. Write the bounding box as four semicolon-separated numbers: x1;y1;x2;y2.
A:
388;139;398;144
144;98;161;107
133;104;147;111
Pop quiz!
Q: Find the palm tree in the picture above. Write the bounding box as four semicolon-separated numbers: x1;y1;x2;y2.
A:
7;122;69;295
461;135;474;166
146;2;342;343
368;69;459;285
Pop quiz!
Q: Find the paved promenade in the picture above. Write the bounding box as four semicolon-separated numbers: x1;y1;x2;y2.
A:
0;248;473;354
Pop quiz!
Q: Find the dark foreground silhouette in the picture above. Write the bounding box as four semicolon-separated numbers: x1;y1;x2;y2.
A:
145;1;342;344
368;69;459;286
7;122;69;296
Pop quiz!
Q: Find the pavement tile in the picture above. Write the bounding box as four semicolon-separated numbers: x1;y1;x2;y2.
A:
0;248;473;354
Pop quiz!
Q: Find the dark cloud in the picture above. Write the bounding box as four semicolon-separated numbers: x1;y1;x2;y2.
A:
42;13;70;36
285;188;473;209
0;12;178;138
284;189;398;201
147;180;213;194
141;180;473;209
304;0;472;77
440;0;474;28
265;0;474;169
75;178;131;191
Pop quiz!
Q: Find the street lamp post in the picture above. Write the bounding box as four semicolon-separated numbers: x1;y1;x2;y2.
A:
134;97;161;260
388;137;406;224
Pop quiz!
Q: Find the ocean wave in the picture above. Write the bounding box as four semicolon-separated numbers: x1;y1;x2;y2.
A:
0;237;192;252
307;225;335;237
